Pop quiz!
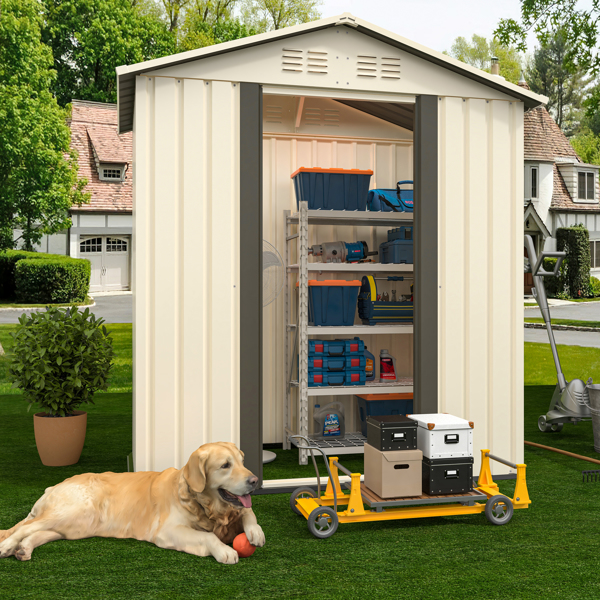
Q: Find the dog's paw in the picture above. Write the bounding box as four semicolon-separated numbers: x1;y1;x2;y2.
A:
0;539;16;559
213;544;239;565
245;524;265;547
15;546;31;561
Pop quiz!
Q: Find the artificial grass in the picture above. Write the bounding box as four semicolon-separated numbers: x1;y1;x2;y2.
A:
525;317;600;328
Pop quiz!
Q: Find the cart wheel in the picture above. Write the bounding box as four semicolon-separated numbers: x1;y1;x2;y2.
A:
485;495;514;525
551;422;564;432
290;486;317;516
538;415;551;433
307;506;339;539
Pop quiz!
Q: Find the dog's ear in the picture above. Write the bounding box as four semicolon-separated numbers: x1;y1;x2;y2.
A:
183;449;209;493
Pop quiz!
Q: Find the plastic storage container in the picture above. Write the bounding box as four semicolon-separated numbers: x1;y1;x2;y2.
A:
307;356;366;371
356;394;414;436
367;181;414;212
308;338;365;356
313;402;346;438
380;226;414;264
366;414;417;451
408;413;474;459
364;444;422;498
291;168;373;211
308;370;366;387
364;347;375;381
301;280;361;327
422;456;474;495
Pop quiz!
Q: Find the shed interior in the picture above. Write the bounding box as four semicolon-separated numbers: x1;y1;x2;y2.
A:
261;92;418;464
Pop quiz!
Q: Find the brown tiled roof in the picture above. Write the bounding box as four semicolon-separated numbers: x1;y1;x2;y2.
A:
550;164;573;209
70;100;132;213
524;107;580;162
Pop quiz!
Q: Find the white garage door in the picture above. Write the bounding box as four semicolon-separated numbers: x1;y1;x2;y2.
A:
79;236;130;292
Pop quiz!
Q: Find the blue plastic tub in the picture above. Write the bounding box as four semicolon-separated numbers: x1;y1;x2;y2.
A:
291;168;373;211
308;338;365;356
307;356;366;371
308;370;366;387
356;394;414;436
301;280;361;326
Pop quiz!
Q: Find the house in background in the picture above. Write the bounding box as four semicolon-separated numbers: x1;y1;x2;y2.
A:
520;78;600;289
14;100;132;292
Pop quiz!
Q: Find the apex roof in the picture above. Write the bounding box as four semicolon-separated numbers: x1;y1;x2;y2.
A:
116;13;547;133
524;106;579;163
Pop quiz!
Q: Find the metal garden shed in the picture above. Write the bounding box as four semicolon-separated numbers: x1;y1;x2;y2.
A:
116;13;546;489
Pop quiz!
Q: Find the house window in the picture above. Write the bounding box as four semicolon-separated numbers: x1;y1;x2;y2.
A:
106;237;128;252
80;237;102;253
591;241;600;269
98;164;126;182
578;171;595;200
531;167;538;198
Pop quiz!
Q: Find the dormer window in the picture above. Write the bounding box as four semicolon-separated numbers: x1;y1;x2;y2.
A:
87;126;129;184
99;164;126;182
578;171;594;200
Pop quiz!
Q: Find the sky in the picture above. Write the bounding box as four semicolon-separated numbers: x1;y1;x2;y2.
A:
319;0;538;55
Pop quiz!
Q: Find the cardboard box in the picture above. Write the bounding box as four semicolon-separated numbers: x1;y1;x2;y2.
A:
364;443;422;498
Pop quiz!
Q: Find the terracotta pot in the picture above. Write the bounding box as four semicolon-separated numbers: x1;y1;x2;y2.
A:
33;411;87;466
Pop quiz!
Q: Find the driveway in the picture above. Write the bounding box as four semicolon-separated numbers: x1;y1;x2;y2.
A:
525;301;600;321
0;294;132;324
524;328;600;348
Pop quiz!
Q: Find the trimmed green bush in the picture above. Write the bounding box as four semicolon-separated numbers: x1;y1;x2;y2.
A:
0;250;64;299
9;307;113;416
542;257;568;298
15;257;91;304
556;225;591;298
590;276;600;298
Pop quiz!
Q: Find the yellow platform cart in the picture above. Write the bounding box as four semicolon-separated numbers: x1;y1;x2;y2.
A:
289;436;531;538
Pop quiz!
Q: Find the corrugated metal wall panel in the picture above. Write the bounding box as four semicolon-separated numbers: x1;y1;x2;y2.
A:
133;76;240;472
438;98;524;473
262;132;414;443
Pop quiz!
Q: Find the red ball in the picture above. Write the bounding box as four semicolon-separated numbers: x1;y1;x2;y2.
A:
233;533;256;558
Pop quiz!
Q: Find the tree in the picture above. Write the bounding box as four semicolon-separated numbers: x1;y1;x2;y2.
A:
42;0;177;106
446;34;522;84
179;15;256;51
571;128;600;165
240;0;321;32
525;30;589;133
0;0;89;251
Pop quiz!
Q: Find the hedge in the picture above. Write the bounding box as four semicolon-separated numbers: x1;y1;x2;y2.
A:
556;225;591;298
0;250;66;299
14;258;91;304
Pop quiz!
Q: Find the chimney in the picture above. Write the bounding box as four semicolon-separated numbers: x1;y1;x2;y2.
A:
518;71;530;90
490;56;500;76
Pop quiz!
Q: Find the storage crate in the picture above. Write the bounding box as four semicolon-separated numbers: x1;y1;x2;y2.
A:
357;394;414;436
300;280;361;327
366;414;417;451
308;338;365;356
408;413;474;459
364;444;422;498
422;456;474;495
308;370;366;387
291;168;373;211
379;238;414;264
308;355;366;372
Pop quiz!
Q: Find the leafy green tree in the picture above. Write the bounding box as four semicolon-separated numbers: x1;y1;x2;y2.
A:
0;0;89;251
42;0;176;106
570;128;600;165
525;30;589;133
446;34;522;84
240;0;321;32
179;15;255;51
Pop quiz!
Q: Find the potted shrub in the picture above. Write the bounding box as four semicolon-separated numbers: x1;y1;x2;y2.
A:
9;307;113;466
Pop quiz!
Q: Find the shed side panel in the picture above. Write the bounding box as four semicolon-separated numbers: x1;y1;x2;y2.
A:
438;98;524;475
133;77;241;471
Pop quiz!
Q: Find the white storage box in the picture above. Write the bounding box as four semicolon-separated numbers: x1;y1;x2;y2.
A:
407;413;474;459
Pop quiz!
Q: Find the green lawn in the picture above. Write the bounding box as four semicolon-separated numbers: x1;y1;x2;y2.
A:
1;328;600;599
525;317;600;328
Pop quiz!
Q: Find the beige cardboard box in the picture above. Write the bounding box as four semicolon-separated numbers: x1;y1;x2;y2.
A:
364;443;423;498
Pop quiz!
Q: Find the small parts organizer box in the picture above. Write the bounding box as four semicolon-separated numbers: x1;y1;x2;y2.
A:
307;338;366;388
358;275;413;325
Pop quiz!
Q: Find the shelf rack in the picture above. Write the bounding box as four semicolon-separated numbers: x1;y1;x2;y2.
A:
284;204;415;464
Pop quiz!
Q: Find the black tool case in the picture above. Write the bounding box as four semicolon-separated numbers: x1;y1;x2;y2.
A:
366;415;417;451
422;456;474;495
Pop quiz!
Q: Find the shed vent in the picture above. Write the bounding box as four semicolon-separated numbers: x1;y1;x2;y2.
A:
302;107;340;127
282;48;303;72
307;50;328;74
356;55;401;79
265;104;283;124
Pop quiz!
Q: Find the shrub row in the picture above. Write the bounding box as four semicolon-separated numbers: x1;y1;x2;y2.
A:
0;250;90;303
556;225;591;298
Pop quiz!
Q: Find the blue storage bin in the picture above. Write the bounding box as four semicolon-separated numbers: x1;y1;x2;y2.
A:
379;239;414;264
367;181;413;212
356;394;414;436
308;370;366;387
308;338;365;356
291;168;373;211
307;356;366;371
301;280;361;326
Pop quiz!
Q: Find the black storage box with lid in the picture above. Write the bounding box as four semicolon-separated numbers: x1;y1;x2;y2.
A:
422;456;473;495
366;415;417;451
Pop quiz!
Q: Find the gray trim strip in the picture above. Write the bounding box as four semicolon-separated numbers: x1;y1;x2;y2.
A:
413;95;438;414
71;228;133;235
239;83;263;483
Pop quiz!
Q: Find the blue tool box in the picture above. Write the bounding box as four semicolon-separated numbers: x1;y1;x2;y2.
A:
307;355;366;371
380;226;413;264
308;338;365;356
308;370;366;387
291;168;373;211
358;275;414;325
367;181;413;212
302;280;361;327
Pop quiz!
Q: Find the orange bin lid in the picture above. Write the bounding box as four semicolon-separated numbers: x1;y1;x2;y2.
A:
291;167;374;179
356;393;414;401
296;280;362;287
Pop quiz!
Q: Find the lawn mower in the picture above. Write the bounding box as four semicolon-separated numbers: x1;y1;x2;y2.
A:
524;234;592;432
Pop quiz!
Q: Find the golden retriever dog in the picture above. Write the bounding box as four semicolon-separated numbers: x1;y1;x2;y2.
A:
0;442;265;564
